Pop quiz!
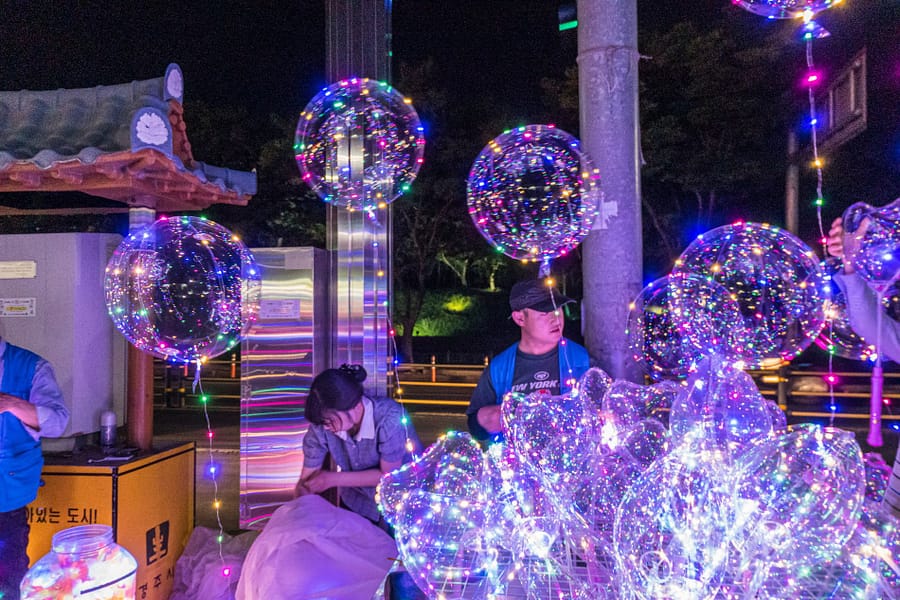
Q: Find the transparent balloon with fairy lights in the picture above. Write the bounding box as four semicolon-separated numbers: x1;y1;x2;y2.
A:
626;274;745;379
466;124;600;273
672;221;826;368
817;259;878;361
843;199;900;289
613;431;736;598
730;0;841;19
732;424;866;596
294;77;425;212
104;216;261;363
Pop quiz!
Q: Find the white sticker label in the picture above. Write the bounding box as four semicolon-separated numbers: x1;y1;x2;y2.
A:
0;298;36;317
0;261;37;279
259;299;300;320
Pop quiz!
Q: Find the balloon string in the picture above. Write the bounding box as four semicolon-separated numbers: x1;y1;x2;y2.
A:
805;31;837;426
195;359;228;580
805;37;826;249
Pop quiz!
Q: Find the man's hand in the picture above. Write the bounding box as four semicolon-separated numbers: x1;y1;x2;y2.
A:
476;405;502;435
0;393;39;429
826;217;845;262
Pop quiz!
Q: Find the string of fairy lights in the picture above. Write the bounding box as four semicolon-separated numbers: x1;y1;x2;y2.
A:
797;9;842;424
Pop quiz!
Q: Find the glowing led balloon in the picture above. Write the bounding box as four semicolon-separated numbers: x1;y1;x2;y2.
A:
105;216;261;363
614;433;736;598
844;199;900;288
379;432;593;599
672;221;826;367
294;78;425;211
466;125;600;267
730;0;841;19
734;424;866;595
626;274;744;379
670;355;775;451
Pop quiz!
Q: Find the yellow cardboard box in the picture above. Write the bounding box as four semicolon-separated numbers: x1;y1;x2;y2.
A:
27;443;195;600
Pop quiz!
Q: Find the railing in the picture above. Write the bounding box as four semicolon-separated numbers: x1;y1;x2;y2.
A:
154;356;900;424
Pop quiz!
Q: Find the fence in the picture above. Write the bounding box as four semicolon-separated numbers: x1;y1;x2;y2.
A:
153;356;900;425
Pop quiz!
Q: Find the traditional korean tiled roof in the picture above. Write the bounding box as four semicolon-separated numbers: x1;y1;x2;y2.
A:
0;64;256;212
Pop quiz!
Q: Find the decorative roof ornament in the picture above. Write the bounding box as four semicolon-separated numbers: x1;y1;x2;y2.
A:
0;63;255;212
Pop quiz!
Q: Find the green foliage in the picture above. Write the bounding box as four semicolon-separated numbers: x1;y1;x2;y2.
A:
393;289;506;337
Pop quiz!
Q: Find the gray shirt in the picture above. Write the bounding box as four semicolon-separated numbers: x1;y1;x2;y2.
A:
302;395;412;522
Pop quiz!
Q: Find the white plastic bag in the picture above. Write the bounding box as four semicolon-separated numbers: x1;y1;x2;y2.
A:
169;527;260;600
236;495;397;600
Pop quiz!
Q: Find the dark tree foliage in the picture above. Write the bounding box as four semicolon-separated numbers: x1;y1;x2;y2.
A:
186;103;325;248
542;19;797;278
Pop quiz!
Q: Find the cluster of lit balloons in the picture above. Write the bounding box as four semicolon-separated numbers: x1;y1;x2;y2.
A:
104;216;261;364
379;360;900;599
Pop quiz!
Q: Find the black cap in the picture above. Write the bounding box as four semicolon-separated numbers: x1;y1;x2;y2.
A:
509;279;574;313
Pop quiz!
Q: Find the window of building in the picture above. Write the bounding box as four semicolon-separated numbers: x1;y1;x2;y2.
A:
819;48;867;153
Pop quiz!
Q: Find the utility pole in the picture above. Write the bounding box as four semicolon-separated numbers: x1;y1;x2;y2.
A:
578;0;644;382
785;130;800;234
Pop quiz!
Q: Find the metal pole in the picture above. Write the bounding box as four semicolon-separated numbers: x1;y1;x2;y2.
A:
325;0;393;396
577;0;643;382
785;129;799;234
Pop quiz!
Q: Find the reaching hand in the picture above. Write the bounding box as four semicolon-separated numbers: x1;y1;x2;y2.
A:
294;471;333;497
826;217;845;261
827;215;870;275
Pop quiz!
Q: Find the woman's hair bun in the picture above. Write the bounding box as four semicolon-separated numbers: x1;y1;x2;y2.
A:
339;363;367;383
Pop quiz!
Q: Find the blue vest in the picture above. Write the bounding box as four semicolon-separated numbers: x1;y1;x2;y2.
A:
0;343;43;512
488;338;591;405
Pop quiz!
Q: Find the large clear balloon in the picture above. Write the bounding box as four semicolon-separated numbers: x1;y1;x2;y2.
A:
614;433;736;598
672;221;826;368
626;274;744;379
733;424;866;595
731;0;840;19
104;216;261;363
294;78;425;212
466;125;600;267
669;355;775;452
844;199;900;288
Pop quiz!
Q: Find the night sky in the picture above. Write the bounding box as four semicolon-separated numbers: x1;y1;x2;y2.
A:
1;0;743;119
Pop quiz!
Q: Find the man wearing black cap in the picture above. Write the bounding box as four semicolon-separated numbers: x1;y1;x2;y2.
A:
466;278;591;442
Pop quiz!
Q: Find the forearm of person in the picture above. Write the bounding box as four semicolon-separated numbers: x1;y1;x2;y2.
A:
467;411;490;441
28;361;70;437
838;273;900;361
467;370;499;439
476;405;502;435
327;468;387;489
0;393;39;429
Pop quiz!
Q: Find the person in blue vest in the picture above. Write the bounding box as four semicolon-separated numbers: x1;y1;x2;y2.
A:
0;336;69;600
466;278;592;442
